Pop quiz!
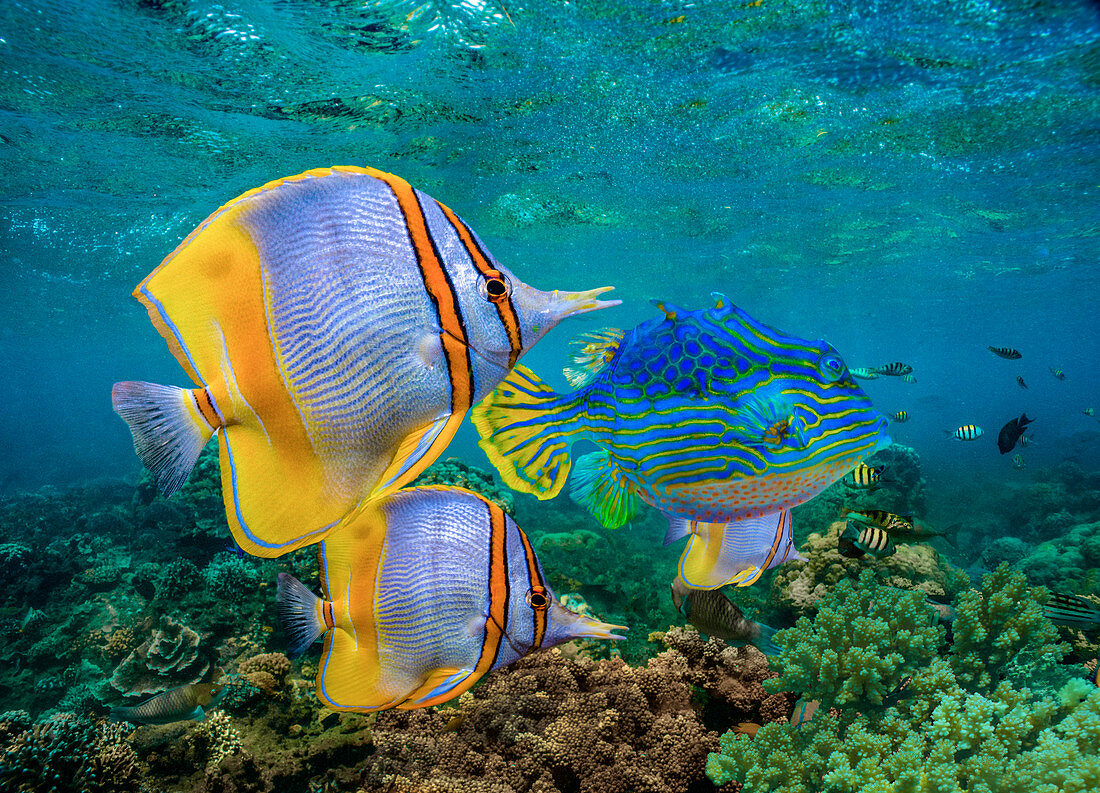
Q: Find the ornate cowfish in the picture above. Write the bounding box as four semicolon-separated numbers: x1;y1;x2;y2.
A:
472;295;890;590
112;166;618;558
276;486;625;712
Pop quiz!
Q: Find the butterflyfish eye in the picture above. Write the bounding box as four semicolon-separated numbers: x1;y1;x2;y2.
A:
478;271;511;304
525;586;550;610
817;352;846;383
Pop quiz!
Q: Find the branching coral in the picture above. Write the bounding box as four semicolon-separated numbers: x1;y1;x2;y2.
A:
707;564;1095;793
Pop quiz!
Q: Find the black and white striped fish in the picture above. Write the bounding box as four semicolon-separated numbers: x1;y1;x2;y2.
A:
847;463;885;489
947;424;983;441
988;346;1022;360
838;522;895;558
1043;593;1100;632
872;362;913;376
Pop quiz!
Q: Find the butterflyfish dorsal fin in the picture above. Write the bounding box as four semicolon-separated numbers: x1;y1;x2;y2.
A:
677;510;799;590
562;328;624;388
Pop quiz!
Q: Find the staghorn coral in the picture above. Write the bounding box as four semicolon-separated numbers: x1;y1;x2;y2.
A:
110;615;209;697
707;564;1097;792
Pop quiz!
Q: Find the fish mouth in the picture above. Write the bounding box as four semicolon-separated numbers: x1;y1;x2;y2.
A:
539;285;621;324
572;614;629;641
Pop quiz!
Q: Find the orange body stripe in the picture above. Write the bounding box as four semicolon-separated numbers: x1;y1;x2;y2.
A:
476;503;511;674
738;512;788;586
437;201;523;369
516;525;547;650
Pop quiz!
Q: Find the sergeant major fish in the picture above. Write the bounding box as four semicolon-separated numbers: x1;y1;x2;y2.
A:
472;295;890;591
111;683;228;725
838;522;895;559
112;167;618;558
276;486;625;712
947;424;983;441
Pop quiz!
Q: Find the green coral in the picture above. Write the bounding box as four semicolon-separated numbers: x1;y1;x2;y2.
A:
708;564;1095;792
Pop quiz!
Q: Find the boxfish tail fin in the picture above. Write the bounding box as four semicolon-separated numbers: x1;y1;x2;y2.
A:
111;381;221;497
569;451;645;529
471;364;588;500
276;572;329;658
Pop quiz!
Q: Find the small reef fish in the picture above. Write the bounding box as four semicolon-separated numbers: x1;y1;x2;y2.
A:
847;463;885;489
1011;453;1026;469
890;411;909;423
110;683;228;725
900;373;916;384
846;510;954;544
997;413;1034;454
1050;367;1067;380
988;346;1022;360
113;167;617;558
1043;593;1100;632
276;486;625;712
947;424;983;441
1018;434;1033;448
734;722;762;738
872;362;913;376
838;521;895;558
670;579;780;656
850;367;880;380
791;699;819;727
1017;375;1028;389
472;295;890;591
1085;408;1095;417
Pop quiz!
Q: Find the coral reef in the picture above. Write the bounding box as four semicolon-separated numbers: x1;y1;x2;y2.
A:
707;565;1097;793
110;615;209;697
413;457;516;515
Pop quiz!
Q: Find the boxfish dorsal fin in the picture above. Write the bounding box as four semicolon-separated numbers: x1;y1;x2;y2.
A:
563;328;624;388
676;510;800;589
569;450;644;529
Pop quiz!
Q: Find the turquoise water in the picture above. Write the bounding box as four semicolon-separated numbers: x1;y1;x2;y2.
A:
2;1;1099;791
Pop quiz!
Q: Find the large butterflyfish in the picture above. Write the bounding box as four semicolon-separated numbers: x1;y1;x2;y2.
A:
276;486;626;712
472;295;890;591
113;166;618;557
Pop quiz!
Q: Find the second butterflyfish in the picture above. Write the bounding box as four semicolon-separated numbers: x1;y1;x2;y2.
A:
112;166;618;557
276;486;626;712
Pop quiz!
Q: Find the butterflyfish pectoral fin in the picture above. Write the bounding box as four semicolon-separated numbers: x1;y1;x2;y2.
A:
275;572;331;659
369;413;453;501
396;667;480;710
111;381;221;497
569;451;644;529
677;510;797;590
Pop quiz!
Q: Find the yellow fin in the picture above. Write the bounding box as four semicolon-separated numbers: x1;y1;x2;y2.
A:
677;511;799;589
562;328;624;387
395;667;481;710
472;365;582;499
369;414;454;501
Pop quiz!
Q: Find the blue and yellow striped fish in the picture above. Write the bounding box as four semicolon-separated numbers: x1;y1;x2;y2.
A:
113;167;618;558
473;295;890;590
276;486;625;712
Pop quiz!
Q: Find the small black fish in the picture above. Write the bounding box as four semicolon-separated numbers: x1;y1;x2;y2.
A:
988;346;1021;360
997;412;1033;454
1016;375;1027;389
873;362;913;376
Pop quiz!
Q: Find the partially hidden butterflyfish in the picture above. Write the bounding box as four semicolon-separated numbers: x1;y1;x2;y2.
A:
472;295;888;591
113;166;619;558
276;486;626;712
110;682;228;725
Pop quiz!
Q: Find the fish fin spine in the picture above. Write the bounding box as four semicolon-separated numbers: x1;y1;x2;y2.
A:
563;328;624;387
276;572;329;658
569;451;644;529
111;381;220;497
472;364;588;499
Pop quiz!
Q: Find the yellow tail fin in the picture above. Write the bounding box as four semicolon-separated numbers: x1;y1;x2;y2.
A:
471;365;585;499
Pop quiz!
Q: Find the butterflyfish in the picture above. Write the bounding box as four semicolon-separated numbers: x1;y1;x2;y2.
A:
275;486;626;712
112;166;619;558
110;683;228;725
472;295;889;590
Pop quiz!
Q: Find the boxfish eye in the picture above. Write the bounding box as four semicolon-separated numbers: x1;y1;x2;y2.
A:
817;352;847;383
478;271;511;304
525;586;550;611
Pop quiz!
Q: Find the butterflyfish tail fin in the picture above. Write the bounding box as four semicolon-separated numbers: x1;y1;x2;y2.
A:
570;451;644;529
677;510;798;590
472;364;585;499
276;572;329;658
563;328;624;387
111;381;220;497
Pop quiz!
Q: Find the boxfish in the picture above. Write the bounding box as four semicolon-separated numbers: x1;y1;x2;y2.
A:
112;166;618;558
276;486;625;712
473;294;890;591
